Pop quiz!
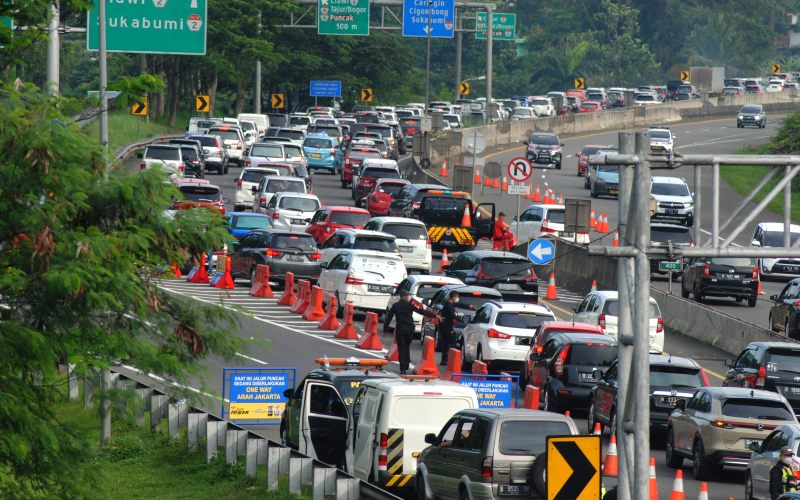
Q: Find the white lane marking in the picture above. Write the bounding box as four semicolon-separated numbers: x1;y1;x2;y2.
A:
236;352;269;365
698;228;742;247
677;133;771;150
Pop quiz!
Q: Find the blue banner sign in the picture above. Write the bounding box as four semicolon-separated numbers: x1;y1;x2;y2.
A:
222;367;296;424
453;373;518;408
310;80;342;97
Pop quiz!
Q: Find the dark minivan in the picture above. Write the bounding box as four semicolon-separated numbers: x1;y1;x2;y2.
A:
444;250;538;303
724;342;800;415
681;256;758;306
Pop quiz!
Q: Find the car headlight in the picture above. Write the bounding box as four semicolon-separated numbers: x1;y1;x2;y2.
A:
755;116;762;121
738;115;744;120
684;201;694;208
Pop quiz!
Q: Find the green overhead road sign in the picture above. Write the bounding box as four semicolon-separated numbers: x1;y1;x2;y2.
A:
475;12;516;41
318;0;369;36
87;0;207;55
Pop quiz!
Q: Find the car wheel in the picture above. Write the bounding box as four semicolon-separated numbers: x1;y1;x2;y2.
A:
460;343;471;372
695;291;704;303
692;439;711;480
744;472;755;500
686;215;694;227
770;313;779;332
587;399;602;434
747;296;757;307
665;428;683;468
458;486;469;500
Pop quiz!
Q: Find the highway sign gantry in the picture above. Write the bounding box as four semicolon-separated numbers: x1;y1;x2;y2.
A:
772;63;782;74
131;97;148;116
310;80;342;98
459;81;470;95
402;0;455;38
318;0;370;36
361;87;374;102
271;93;286;109
87;0;207;55
528;239;555;265
680;70;690;81
195;95;210;113
507;157;532;182
574;77;586;90
547;435;601;500
475;12;516;41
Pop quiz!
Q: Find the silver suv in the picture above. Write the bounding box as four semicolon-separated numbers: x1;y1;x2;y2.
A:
650;176;694;226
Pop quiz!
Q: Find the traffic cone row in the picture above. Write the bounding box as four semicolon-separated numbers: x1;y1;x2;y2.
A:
545;272;558;300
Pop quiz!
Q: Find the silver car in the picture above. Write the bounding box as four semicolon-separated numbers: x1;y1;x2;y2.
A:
745;424;800;500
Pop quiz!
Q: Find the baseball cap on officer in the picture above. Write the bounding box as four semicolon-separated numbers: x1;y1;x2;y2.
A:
782;446;794;456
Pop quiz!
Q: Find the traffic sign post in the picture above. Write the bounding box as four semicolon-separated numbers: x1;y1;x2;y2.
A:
680;70;690;82
131;96;148;117
475;12;515;41
195;95;210;113
271;93;285;109
546;435;601;500
459;81;470;95
574;77;586;90
402;0;455;38
508;183;531;239
318;0;369;36
659;259;682;294
310;80;342;98
772;63;781;74
87;0;207;54
507;157;532;183
361;87;373;102
528;239;555;266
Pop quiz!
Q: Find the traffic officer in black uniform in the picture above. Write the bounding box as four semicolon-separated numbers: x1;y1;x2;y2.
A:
438;291;466;366
384;291;440;374
771;445;798;499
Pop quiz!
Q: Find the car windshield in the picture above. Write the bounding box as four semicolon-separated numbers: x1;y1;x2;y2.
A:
333;377;385;406
145;147;180;160
277;130;304;141
603;300;660;317
314;126;341;137
741;106;762;114
330;211;370;226
513;109;533;116
650;130;671;139
651;226;692;244
282;145;303;160
365;126;391;138
304;138;333;148
480;259;533;279
545;209;565;224
180;186;220;202
597;164;619;174
382;223;427;240
362;168;399;180
530;134;559;145
652;182;690;196
349;150;382;161
566;344;616;366
531;99;549;105
268;115;288;127
265;179;304;193
240;121;255;131
192;136;219;147
457;293;499;309
765;349;800;373
582;146;604;156
650;366;704;388
376;183;406;196
495;312;550;329
279;197;320;212
232;215;271;230
355;236;396;252
637;95;656;102
290;116;310;126
250;145;284;158
722;399;794;421
709;257;754;267
763;230;800;247
587;93;603;100
498;420;571;456
272;234;317;251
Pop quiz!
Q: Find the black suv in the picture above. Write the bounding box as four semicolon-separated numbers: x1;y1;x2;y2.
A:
444;250;538;303
588;354;707;435
524;132;563;169
769;278;800;337
737;105;766;128
420;285;503;347
528;333;617;412
650;223;693;276
388;183;445;218
681;257;758;306
724;342;800;414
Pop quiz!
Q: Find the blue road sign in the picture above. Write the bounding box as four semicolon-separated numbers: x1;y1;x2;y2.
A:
402;0;455;38
310;80;342;98
528;239;555;265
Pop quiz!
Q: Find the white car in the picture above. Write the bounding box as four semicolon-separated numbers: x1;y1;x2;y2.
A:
318;229;398;268
529;96;555;117
140;144;184;178
751;222;800;278
238;120;259;146
634;94;660;106
237;113;270;136
650;176;694;226
245;143;287;168
572;290;664;353
263;192;321;231
462;302;556;369
385;275;464;333
511;107;537;120
318;249;408;314
288;114;311;132
252;176;307;214
207;126;245;166
363;217;432;273
233;166;280;212
766;79;784;93
509;204;591;244
649;127;674;154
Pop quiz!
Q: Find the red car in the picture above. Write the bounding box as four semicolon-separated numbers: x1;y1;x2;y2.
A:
305;206;372;244
580;101;602;113
365;179;410;215
340;147;382;189
520;321;604;387
577;144;612;177
172;179;226;214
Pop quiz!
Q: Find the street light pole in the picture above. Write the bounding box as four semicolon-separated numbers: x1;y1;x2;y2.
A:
46;0;60;95
453;9;462;103
485;3;493;124
98;0;109;170
424;0;433;113
255;10;262;114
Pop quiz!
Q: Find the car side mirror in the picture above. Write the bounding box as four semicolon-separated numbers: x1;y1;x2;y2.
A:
592;368;604;380
748;441;761;452
724;358;734;368
283;389;294;398
319;262;328;269
675;399;686;411
251;186;258;193
770;294;779;301
424;433;439;445
751;240;761;247
462;315;473;324
136;152;144;159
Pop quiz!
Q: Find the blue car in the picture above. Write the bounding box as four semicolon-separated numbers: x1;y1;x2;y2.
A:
227;212;272;240
303;134;340;173
589;163;620;199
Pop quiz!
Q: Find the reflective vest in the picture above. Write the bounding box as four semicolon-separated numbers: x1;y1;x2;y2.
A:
783;465;798;492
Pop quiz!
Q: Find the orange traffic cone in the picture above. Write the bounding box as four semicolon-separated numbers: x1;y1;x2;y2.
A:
599;213;609;234
526;182;535;200
212;256;235;289
334;301;359;340
277;272;297;306
670;469;685;500
543;189;551;204
443;348;462;381
484;175;491;186
302;285;326;321
170;262;182;278
501;176;508;192
591;280;598;293
603;434;618;477
492;177;500;189
557;192;565;204
385;332;399;362
590;208;597;229
473;167;481;184
545;273;558;300
318;294;340;331
355;312;384;350
440;159;448;177
612;229;620;247
592;422;602;435
413;335;440;377
533;184;542;202
758;277;764;295
187;254;210;283
649;457;658;500
250;264;275;298
439;248;450;272
523;385;540;409
290;280;311;314
697;482;709;500
461;205;471;227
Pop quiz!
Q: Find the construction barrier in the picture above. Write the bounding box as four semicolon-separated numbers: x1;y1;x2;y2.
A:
355;312;384;350
211;256;234;289
443;348;462;381
277;272;297;306
187;254;210;284
385;332;399;362
302;285;326;321
290;280;311;314
523;385;540;410
335;301;359;340
471;359;488;376
318;294;340;331
413;335;440;377
249;264;274;298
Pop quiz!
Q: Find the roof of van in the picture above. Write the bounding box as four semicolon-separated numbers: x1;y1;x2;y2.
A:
359;377;479;397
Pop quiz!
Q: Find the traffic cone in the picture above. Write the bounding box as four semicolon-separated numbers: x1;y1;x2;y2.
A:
758;278;764;295
187;254;210;284
443;348;462;381
501;176;508;192
649;457;658;500
440;159;448;177
533;184;542;202
385;332;399;362
557;192;565;204
170;262;182;278
591;280;598;293
212;256;234;289
302;285;326;321
603;434;618;477
277;272;297;306
492;177;500;189
599;213;609;234
545;273;558;300
565;410;571;418
460;205;471;227
334;301;359;340
439;249;450;272
250;264;275;298
670;470;685;500
484;175;491;186
592;422;602;436
523;386;540;409
473;167;481;184
355;312;384;350
697;482;709;500
526;182;535;200
612;229;619;247
290;280;311;314
318;294;340;331
590;208;597;229
413;336;440;377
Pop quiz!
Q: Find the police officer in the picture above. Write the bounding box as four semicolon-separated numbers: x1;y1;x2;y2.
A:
439;291;468;366
771;445;798;499
384;291;440;374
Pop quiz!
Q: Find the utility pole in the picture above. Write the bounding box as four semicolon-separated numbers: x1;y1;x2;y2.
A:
424;0;432;112
254;10;262;114
98;0;109;169
46;0;60;95
484;3;493;123
453;10;462;103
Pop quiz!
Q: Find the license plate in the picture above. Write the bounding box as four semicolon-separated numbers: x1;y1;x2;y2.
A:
368;284;393;293
724;274;741;279
311;153;322;158
560;231;574;238
399;246;414;253
745;439;762;448
609;189;619;195
497;283;521;291
499;485;531;496
290;219;305;224
516;337;531;346
661;396;678;406
666;209;679;215
579;372;594;381
286;255;303;262
786;266;798;272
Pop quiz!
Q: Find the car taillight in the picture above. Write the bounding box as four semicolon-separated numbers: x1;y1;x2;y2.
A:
310;252;321;260
272;209;280;220
487;328;511;339
554;345;570;377
330;148;336;156
426;239;431;249
756;365;766;387
752;267;759;279
264;249;281;257
475;266;492;280
541;220;556;232
245;159;251;167
259;196;266;206
703;262;710;277
656;317;664;334
345;275;365;285
598;314;606;330
378;432;388;470
140;162;146;169
237;178;243;189
481;456;493;478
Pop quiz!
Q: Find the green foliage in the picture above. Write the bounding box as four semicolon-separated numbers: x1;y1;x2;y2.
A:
109;73;166;107
0;83;243;498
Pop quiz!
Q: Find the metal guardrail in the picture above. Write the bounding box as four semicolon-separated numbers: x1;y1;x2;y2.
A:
83;367;400;499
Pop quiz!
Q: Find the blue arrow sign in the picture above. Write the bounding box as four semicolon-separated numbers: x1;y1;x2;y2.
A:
309;80;342;98
528;239;555;265
402;0;455;38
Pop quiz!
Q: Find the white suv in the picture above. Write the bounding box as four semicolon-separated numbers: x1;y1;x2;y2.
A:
649;127;674;154
140;144;184;179
529;96;555;117
650;176;694;226
318;229;398;268
233;166;279;212
461;302;556;371
751;222;800;278
318;249;407;314
572;290;664;353
263;192;321;232
363;217;432;273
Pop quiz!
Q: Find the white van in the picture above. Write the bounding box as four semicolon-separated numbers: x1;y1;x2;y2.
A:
237;113;270;135
318;249;407;314
351;378;479;492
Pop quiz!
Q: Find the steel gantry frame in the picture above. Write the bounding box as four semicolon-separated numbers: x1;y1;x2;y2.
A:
588;132;800;500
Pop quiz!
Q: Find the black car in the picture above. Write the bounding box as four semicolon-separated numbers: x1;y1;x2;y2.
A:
588;354;707;435
229;229;322;287
179;144;205;178
443;250;539;303
724;342;800;414
769;279;800;337
681;256;758;306
524;132;563;169
387;183;446;218
649;223;693;276
421;285;503;347
737;105;766;128
529;333;617;412
673;92;691;101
